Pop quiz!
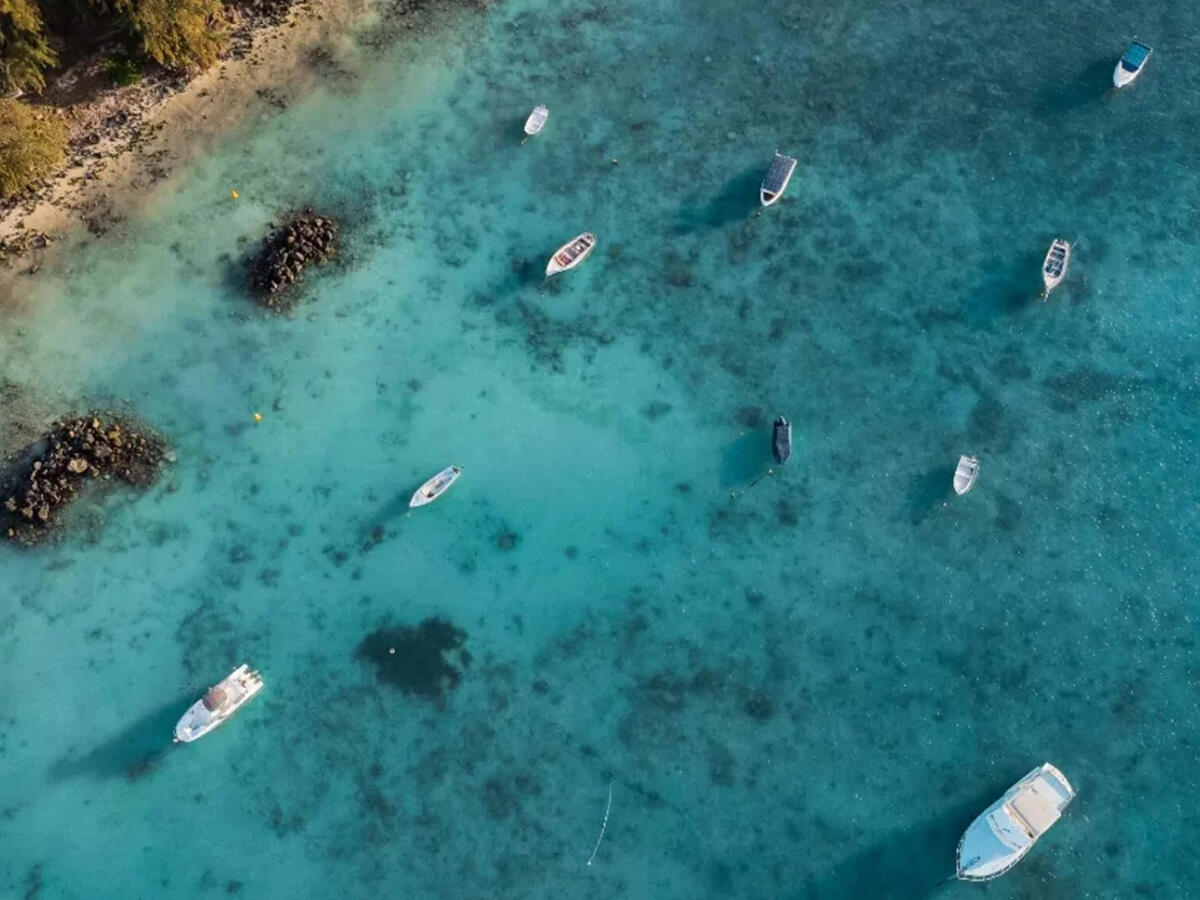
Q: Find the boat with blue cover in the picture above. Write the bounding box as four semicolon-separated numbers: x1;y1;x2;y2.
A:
760;152;797;207
1114;41;1152;88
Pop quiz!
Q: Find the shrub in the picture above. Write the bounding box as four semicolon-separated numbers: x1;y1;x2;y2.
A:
103;55;142;86
0;98;67;196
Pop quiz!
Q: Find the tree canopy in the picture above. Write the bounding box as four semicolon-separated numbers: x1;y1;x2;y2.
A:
0;0;58;94
114;0;228;71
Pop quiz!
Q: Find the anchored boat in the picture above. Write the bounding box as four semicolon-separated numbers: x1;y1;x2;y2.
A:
957;763;1076;881
1041;239;1071;298
1114;41;1152;88
760;151;797;207
772;416;792;464
174;664;263;743
545;233;596;277
410;465;462;508
524;104;549;136
953;455;979;495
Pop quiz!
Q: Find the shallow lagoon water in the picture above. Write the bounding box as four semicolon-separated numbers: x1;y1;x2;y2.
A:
2;1;1200;897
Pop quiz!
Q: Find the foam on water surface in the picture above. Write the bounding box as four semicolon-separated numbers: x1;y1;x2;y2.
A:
2;0;1199;897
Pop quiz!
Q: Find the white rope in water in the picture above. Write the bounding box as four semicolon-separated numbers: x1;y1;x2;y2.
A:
585;782;614;867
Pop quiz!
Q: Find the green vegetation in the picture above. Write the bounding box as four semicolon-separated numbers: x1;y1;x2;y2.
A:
0;0;58;95
103;54;143;86
0;98;67;196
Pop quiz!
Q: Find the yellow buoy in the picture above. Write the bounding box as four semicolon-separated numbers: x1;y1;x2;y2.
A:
253;412;263;423
231;189;239;199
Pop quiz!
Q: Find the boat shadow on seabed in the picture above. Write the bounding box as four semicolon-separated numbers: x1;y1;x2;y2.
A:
675;166;763;235
803;788;1002;900
47;694;194;782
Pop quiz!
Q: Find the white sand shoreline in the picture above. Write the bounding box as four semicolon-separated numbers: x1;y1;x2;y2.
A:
0;0;373;292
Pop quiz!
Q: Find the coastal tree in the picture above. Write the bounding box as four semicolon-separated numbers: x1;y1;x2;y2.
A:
0;0;58;95
112;0;228;70
0;98;67;196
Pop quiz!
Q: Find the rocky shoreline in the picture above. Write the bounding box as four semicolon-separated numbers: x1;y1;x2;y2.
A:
251;210;340;309
1;415;171;545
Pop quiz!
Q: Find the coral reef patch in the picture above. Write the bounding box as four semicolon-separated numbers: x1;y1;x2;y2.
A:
250;209;339;309
356;617;469;703
1;415;169;545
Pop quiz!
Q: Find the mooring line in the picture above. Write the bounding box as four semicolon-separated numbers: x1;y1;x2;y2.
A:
586;782;614;867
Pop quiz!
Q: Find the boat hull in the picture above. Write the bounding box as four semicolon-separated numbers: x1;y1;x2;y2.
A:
772;417;792;464
957;764;1075;881
1041;239;1070;296
174;664;263;743
409;466;462;508
953;455;978;495
524;105;549;135
760;152;797;207
545;233;596;277
1113;43;1152;88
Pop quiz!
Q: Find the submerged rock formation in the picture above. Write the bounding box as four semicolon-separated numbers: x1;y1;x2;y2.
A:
1;415;169;545
356;618;469;703
250;209;339;309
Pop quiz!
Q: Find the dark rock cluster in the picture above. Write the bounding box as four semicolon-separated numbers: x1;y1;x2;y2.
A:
250;209;339;309
2;415;169;545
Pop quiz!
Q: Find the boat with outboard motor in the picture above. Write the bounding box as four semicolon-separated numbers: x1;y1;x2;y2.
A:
174;664;263;743
1114;41;1152;88
953;455;979;495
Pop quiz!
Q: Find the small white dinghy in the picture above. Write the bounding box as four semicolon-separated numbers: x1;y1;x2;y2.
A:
760;151;797;207
1113;41;1152;88
1041;238;1070;298
410;465;461;508
957;763;1076;881
174;664;263;743
524;104;549;136
953;455;979;495
545;233;596;277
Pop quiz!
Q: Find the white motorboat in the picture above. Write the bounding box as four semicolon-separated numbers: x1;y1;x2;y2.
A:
957;763;1076;881
545;233;596;277
760;151;797;207
524;104;549;136
1113;41;1152;88
1041;239;1070;298
174;664;263;743
409;465;462;508
953;455;979;495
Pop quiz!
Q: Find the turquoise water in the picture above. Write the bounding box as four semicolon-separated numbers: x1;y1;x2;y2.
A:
2;0;1200;896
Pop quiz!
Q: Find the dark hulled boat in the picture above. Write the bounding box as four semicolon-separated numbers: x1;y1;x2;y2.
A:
772;416;792;464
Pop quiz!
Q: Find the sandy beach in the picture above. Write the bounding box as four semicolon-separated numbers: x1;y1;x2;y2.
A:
0;0;373;292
